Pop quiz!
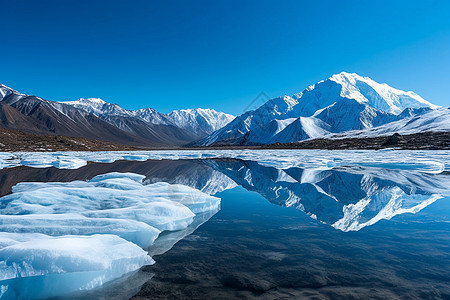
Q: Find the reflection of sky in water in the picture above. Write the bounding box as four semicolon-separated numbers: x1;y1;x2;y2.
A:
0;158;448;299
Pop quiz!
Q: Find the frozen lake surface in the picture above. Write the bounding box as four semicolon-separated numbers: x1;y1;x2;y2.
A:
0;149;449;173
0;150;449;299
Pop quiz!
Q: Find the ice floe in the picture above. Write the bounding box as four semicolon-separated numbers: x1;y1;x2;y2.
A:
0;149;449;173
0;172;220;299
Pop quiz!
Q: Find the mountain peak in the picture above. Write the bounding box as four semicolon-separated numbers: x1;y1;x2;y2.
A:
326;72;439;114
329;72;370;85
60;98;107;107
172;108;211;114
0;83;16;91
0;84;23;101
76;98;107;104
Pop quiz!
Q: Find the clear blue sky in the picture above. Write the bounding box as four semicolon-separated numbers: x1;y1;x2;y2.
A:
1;0;449;115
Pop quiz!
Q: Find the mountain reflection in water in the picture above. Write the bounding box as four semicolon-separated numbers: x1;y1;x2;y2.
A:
1;158;448;233
0;157;449;299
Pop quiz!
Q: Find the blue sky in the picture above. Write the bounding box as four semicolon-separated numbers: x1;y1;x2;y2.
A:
1;0;449;115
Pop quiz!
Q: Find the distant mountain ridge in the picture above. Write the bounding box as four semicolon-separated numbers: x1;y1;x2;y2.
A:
0;84;234;147
60;98;234;137
194;72;442;146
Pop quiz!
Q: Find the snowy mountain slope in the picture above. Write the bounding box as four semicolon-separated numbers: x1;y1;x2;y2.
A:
133;107;172;125
268;100;401;144
328;72;438;114
269;117;331;144
328;106;450;139
60;99;234;138
61;98;143;124
194;72;440;146
0;84;17;101
245;118;298;144
314;99;397;131
168;108;235;136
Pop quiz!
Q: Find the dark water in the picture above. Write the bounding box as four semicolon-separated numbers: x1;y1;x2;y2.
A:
0;158;449;299
133;187;450;299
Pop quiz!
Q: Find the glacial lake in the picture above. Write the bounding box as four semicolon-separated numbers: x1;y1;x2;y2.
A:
0;150;449;299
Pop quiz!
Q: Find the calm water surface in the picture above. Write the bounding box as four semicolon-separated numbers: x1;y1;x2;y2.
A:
0;158;448;299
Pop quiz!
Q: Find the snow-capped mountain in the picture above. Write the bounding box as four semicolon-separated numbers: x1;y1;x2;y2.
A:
60;99;234;137
167;108;235;136
328;72;438;113
195;72;440;146
61;98;171;124
330;106;450;139
60;98;134;117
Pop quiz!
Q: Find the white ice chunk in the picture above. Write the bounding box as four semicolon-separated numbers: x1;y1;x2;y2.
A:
0;234;153;281
52;156;87;169
89;172;146;183
0;214;160;248
0;172;221;298
0;234;153;299
19;157;54;168
1;172;220;238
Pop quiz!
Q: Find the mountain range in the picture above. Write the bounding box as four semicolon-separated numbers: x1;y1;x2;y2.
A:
0;72;447;148
0;84;234;147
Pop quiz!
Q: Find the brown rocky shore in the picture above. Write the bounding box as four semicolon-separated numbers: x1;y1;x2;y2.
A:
1;128;448;152
263;131;450;150
0;128;138;152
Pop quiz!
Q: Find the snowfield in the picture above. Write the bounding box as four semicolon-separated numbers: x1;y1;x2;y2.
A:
0;172;220;299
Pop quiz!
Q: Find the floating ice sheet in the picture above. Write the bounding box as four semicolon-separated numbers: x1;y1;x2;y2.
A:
0;150;448;173
0;172;220;299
